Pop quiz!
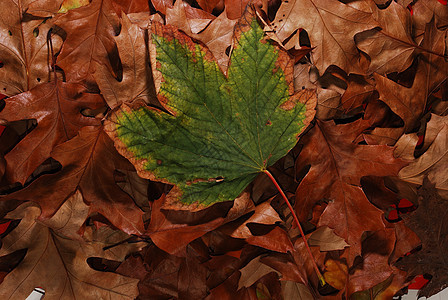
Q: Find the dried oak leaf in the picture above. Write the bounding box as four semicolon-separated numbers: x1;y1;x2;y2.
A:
0;81;103;184
395;114;448;197
373;19;447;132
228;200;282;239
105;8;316;210
164;0;236;71
412;0;448;40
281;281;313;300
110;0;149;14
348;229;396;295
395;178;448;298
308;226;349;252
295;119;407;265
0;1;62;96
271;0;377;74
1;126;145;235
117;244;208;299
0;194;140;299
350;271;407;300
355;1;418;75
54;0;120;87
166;0;215;35
146;190;254;254
197;0;222;13
58;0;90;13
238;255;282;290
94;12;157;109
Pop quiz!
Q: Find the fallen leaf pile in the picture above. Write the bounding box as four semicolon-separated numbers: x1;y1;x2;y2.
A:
0;0;447;299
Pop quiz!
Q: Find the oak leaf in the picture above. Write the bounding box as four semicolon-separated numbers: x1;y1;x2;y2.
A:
146;190;254;254
0;1;62;96
94;13;156;109
238;255;282;290
295;119;407;264
395;114;448;197
271;0;377;74
281;281;313;300
395;178;448;298
308;226;349;252
0;82;103;184
164;0;237;71
1;126;145;235
0;194;140;299
355;1;418;75
373;19;447;132
228;200;282;239
106;9;316;210
54;0;120;86
412;0;448;39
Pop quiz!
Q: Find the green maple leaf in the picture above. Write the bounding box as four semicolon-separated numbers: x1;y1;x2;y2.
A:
106;9;316;209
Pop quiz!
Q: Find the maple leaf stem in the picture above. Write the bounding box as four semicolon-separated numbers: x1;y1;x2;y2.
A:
263;169;326;286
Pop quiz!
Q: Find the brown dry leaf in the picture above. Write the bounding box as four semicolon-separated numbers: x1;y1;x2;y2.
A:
281;281;313;299
225;0;251;20
229;200;282;239
117;244;209;299
395;178;448;298
1;126;145;235
238;255;282;289
0;200;139;299
295;119;407;265
26;0;65;17
395;114;448;197
42;190;89;241
373;19;447;132
340;75;375;113
197;0;222;13
94;13;156;109
355;1;418;75
166;0;215;35
0;1;62;96
412;0;448;40
0;82;103;184
164;0;236;71
350;271;407;300
308;226;349;252
323;259;348;290
271;0;377;74
146;191;254;254
111;0;150;14
58;0;90;13
151;0;174;15
55;0;120;87
246;226;294;253
348;229;395;295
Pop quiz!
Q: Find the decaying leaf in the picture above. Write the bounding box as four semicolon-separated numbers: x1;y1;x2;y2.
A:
323;259;348;290
396;114;448;197
295;119;406;264
0;82;103;184
106;8;316;210
355;1;418;75
54;0;120;86
271;0;377;74
0;199;140;299
238;255;282;290
0;1;62;96
395;178;448;298
373;19;447;132
94;13;156;109
308;226;349;252
1;126;145;235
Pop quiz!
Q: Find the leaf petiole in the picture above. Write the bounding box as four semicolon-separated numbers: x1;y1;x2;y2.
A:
263;169;326;287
